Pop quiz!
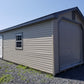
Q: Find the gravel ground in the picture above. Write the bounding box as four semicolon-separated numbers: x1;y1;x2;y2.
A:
0;59;84;84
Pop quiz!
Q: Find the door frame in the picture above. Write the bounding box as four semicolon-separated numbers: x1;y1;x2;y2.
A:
0;35;2;59
58;17;84;72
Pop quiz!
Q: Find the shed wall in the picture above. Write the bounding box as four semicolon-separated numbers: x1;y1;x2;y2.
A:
2;20;54;74
54;11;84;75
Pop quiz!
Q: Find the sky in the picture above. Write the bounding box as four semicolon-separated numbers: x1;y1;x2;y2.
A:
0;0;84;30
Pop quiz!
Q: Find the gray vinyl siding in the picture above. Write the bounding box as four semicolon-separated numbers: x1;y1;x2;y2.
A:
2;20;54;74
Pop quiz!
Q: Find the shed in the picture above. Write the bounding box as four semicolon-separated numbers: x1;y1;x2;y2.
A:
0;7;84;76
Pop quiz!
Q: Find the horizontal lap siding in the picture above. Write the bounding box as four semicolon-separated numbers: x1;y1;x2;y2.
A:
3;20;54;74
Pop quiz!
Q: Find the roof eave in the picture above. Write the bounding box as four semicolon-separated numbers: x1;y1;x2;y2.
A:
0;14;57;33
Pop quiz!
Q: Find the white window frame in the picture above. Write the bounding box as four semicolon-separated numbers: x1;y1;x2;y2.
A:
16;33;23;50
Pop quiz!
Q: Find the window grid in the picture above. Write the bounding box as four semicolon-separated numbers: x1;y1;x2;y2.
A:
16;33;23;49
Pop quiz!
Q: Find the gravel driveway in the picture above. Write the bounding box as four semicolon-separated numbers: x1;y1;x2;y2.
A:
0;59;84;84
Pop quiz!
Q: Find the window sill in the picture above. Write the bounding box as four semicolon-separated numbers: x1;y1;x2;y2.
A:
16;47;23;50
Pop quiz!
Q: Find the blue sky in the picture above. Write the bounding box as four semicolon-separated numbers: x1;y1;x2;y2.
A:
0;0;84;30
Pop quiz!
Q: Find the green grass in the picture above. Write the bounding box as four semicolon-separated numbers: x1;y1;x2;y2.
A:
22;70;28;74
5;69;8;73
16;65;28;70
7;62;13;65
41;79;46;83
45;74;53;78
16;64;53;78
5;69;14;73
27;68;41;74
12;63;53;79
0;60;53;83
17;72;27;81
3;66;9;69
0;67;1;69
0;74;13;83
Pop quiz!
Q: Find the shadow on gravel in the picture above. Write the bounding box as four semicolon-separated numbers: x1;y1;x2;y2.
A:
56;64;84;81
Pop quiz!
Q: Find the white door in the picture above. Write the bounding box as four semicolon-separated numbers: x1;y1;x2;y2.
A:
59;20;82;71
0;36;2;58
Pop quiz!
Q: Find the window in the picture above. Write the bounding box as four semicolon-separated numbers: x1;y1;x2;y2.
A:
72;11;75;20
16;33;23;49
